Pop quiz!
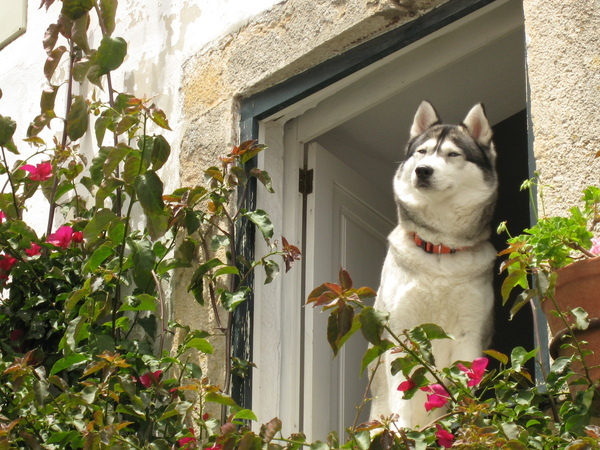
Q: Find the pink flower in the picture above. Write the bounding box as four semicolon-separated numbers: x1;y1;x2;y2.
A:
47;225;74;248
72;231;84;243
178;428;198;448
137;370;162;389
435;424;454;448
0;255;17;272
0;212;5;222
591;238;600;255
25;243;41;257
420;384;450;411
397;378;416;392
457;357;489;387
19;162;53;181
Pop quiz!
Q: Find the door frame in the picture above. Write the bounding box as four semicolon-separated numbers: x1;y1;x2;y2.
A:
239;0;529;435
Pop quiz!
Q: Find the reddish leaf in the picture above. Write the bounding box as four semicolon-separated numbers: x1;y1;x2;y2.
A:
39;0;57;10
44;46;67;81
259;418;282;444
339;267;353;290
43;23;60;55
307;284;330;305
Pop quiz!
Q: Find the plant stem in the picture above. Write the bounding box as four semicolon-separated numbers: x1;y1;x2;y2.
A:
0;146;20;219
46;40;75;238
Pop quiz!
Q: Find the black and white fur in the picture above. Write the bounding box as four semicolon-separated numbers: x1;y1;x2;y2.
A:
369;101;498;429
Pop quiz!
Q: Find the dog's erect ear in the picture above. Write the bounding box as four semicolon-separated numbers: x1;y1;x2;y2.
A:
410;100;441;138
462;103;493;147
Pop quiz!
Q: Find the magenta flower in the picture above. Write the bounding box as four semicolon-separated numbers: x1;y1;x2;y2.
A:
47;225;74;248
0;255;17;272
397;378;416;392
19;162;53;181
72;231;84;243
25;243;41;257
420;384;450;411
591;238;600;255
178;428;198;448
457;357;489;387
0;212;5;222
137;370;163;389
435;424;455;448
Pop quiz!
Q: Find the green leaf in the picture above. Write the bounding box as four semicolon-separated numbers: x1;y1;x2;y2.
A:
245;209;274;241
360;340;394;376
120;294;156;312
571;306;590;330
184;338;214;354
99;0;118;36
501;269;529;304
263;259;279;284
150;105;172;130
510;346;538;372
221;289;248;311
71;14;90;53
123;151;146;184
205;391;238;407
151;135;170;171
240;142;267;165
61;0;94;20
483;349;509;365
233;409;258;422
134;171;169;239
92;36;127;75
40;85;59;114
134;170;165;213
418;323;453;341
249;168;274;193
309;442;330;450
83;208;118;242
50;353;90;375
84;244;115;272
0;114;17;147
73;55;92;82
103;144;133;176
358;306;388;346
67;95;89;141
188;258;224;305
129;239;157;293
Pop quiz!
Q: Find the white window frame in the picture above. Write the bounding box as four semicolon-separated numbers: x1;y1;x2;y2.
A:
0;0;27;51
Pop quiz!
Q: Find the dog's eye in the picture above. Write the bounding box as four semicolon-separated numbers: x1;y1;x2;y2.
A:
448;151;461;157
416;149;427;155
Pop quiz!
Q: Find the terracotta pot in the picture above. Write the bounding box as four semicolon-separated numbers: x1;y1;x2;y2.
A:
542;257;600;335
542;257;600;400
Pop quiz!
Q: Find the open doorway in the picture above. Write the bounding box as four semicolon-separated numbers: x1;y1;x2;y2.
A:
250;0;532;440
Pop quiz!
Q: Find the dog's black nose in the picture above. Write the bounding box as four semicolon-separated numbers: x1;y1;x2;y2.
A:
415;165;434;179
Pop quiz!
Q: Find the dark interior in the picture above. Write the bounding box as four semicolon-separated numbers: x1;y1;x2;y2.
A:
490;109;534;364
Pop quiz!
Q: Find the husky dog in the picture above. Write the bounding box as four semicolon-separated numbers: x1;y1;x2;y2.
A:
369;101;498;429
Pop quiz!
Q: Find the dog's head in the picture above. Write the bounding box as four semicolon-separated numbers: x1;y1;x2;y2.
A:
396;101;497;205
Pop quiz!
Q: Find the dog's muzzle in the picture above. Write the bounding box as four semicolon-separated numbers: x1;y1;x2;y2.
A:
415;165;434;187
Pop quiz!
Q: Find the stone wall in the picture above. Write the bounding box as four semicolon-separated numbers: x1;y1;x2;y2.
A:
523;0;600;217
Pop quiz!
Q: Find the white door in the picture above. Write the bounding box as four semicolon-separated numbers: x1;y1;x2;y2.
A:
303;142;395;439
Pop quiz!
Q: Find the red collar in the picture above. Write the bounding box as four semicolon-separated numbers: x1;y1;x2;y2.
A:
413;233;468;254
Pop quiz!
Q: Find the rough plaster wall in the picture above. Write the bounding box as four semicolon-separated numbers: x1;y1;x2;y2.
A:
174;0;450;398
523;0;600;217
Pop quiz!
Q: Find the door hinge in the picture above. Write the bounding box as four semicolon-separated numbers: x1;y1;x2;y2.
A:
299;168;314;195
